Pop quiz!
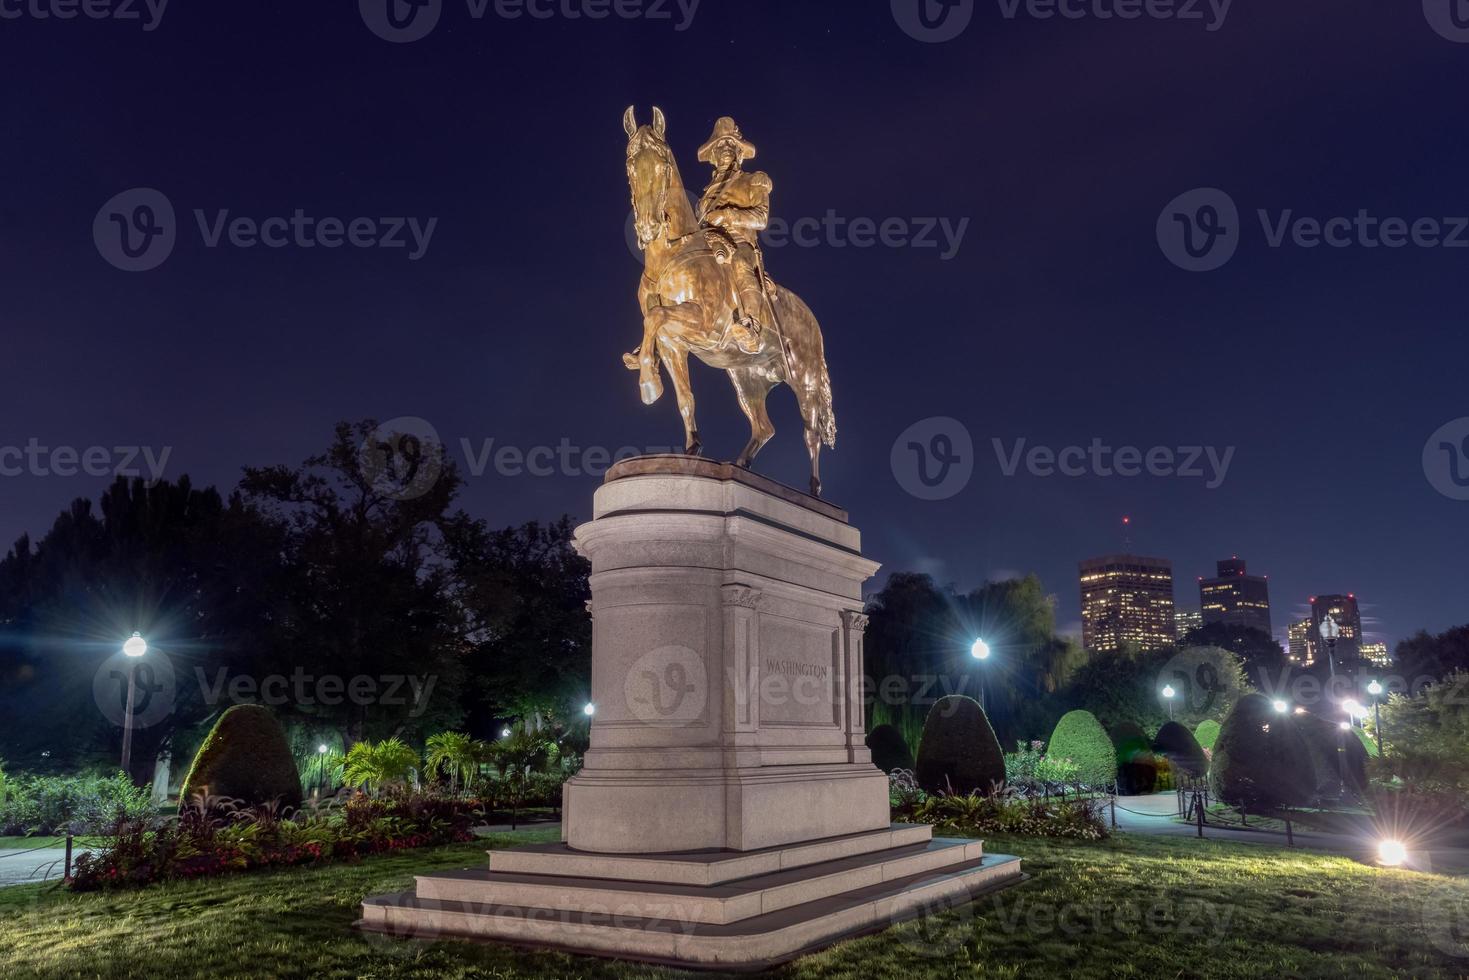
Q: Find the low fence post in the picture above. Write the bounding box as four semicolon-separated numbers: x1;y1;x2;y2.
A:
1285;816;1294;848
64;833;73;882
1195;795;1205;838
1110;791;1118;830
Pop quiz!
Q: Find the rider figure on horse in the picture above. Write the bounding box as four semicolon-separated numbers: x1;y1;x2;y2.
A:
696;117;773;357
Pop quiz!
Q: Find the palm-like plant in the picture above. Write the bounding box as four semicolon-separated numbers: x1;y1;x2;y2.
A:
425;732;489;795
492;723;556;829
341;738;419;795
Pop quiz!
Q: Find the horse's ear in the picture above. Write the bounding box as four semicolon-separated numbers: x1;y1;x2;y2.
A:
623;106;638;138
651;106;666;139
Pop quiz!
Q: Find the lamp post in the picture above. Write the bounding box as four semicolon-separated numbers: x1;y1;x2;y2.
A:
119;632;147;776
1367;679;1384;757
1318;614;1340;681
316;744;329;797
1162;684;1176;721
970;638;991;712
1272;699;1288;714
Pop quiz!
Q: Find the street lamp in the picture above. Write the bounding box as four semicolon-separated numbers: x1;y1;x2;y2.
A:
1162;684;1176;721
316;744;329;797
1318;614;1341;680
1272;699;1288;714
119;632;147;775
970;638;991;711
1367;680;1385;757
583;703;596;717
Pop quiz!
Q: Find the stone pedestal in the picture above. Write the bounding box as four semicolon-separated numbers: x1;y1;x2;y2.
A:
359;458;1021;967
564;455;888;854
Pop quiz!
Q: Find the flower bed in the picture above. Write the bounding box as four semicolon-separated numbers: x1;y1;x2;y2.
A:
71;790;483;891
891;769;1108;840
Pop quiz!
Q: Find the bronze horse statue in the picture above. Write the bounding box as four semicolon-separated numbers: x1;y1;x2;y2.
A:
622;106;836;497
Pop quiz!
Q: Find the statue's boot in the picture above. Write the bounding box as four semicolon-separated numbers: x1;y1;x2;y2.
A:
730;316;762;355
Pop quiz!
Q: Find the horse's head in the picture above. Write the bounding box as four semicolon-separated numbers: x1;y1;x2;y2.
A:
624;105;674;250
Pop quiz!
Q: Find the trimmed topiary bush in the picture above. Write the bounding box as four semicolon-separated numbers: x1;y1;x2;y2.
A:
915;696;1005;795
1294;711;1370;801
1153;721;1208;779
1210;694;1313;813
1046;710;1117;789
1110;721;1156;796
866;724;915;774
180;705;303;810
1195;719;1222;751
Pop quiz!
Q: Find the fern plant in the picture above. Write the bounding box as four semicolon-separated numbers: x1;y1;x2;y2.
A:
341;738;419;795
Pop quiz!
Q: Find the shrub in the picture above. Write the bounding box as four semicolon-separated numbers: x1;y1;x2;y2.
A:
1210;693;1314;813
1005;741;1045;787
1195;719;1222;751
914;696;1005;795
1152;721;1208;779
425;732;490;794
1046;710;1117;789
1110;721;1156;796
181;705;303;810
914;791;1108;840
888;768;926;817
866;725;916;774
0;771;156;836
1293;712;1369;800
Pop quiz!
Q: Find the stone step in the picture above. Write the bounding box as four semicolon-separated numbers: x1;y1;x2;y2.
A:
488;823;933;886
418;837;984;925
362;851;1023;968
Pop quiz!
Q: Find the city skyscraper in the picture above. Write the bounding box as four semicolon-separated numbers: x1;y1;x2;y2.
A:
1199;557;1273;636
1307;594;1364;667
1175;609;1203;641
1288;618;1311;665
1079;554;1176;652
1361;642;1391;668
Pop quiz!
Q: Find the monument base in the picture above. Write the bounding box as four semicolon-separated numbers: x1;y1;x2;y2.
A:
359;824;1022;968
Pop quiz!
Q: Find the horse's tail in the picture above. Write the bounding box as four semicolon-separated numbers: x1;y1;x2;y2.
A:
815;355;837;450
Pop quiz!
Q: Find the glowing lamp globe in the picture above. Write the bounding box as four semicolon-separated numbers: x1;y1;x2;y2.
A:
583;703;596;717
970;638;991;661
1378;839;1407;867
1162;685;1176;699
1368;680;1383;696
1272;700;1288;714
123;632;147;658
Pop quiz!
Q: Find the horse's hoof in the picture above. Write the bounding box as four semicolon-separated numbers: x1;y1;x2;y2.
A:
735;458;751;469
685;442;703;458
640;382;661;405
809;477;822;498
622;352;640;371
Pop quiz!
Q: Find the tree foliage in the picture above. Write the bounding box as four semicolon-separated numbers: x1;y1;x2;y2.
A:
1046;710;1117;788
865;724;915;774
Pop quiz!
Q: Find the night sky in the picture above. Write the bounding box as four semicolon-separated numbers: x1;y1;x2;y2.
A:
2;1;1465;648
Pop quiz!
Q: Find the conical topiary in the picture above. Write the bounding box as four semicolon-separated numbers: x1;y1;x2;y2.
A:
1194;719;1222;751
180;704;303;809
914;696;1005;795
1210;693;1313;813
1047;710;1118;788
1152;720;1208;779
1111;720;1156;795
865;724;916;774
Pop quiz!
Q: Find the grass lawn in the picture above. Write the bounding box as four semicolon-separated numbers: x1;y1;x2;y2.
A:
1;829;1466;978
0;836;107;850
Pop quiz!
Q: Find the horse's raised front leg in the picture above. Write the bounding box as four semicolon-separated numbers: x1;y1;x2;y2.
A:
637;310;667;405
657;338;701;456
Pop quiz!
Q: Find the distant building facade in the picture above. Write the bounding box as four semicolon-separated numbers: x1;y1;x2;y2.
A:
1361;642;1391;668
1079;554;1176;652
1199;557;1272;636
1288;618;1311;665
1307;594;1363;667
1175;609;1203;641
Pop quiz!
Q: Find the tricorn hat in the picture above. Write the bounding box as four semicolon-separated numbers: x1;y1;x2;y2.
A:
697;117;757;163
